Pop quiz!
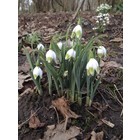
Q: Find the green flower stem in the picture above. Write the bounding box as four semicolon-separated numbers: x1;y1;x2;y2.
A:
24;47;43;95
86;76;90;106
89;78;101;106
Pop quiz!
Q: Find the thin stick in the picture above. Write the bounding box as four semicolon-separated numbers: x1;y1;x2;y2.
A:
114;84;123;100
86;108;96;118
98;89;120;111
72;0;85;22
64;115;69;131
50;105;60;124
18;107;41;129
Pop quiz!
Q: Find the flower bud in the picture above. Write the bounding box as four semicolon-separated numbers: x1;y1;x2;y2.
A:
86;58;99;76
97;46;107;58
57;41;63;50
33;66;43;79
46;50;57;63
63;70;68;77
65;48;76;60
37;43;44;50
71;25;82;39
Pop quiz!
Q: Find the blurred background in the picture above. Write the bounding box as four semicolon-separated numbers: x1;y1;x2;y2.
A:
18;0;123;13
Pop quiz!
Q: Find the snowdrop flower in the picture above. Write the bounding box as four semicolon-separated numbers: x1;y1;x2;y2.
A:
33;66;43;79
57;41;63;50
106;20;109;24
37;43;44;50
86;58;100;76
46;50;57;63
97;46;107;58
63;70;68;77
65;48;76;60
96;20;99;24
67;39;74;48
92;27;98;30
71;25;82;39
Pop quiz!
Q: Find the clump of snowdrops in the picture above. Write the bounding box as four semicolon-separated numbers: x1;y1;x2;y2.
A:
93;3;111;33
24;20;107;106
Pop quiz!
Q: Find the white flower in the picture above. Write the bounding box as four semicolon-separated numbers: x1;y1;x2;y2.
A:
92;27;97;30
33;66;43;79
63;70;68;77
65;48;76;60
67;39;74;48
96;20;99;23
86;58;100;76
57;41;63;50
46;50;57;63
106;20;109;24
37;43;44;50
71;25;82;39
97;46;107;58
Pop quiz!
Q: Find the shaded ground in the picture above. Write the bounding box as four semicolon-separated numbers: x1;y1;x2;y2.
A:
18;12;123;140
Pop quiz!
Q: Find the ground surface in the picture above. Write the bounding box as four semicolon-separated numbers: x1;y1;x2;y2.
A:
18;12;123;140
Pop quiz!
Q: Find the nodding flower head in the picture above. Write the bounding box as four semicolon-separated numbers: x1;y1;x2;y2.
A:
57;41;63;50
97;46;107;58
37;43;44;50
65;48;76;60
71;25;82;39
46;50;57;63
86;58;100;76
33;66;43;79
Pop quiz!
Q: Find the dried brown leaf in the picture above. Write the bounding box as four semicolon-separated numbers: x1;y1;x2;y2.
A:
96;131;104;140
52;97;79;119
90;131;96;140
104;61;122;69
47;124;55;130
18;60;30;73
90;131;104;140
18;72;31;90
41;122;80;140
29;111;45;129
18;88;33;100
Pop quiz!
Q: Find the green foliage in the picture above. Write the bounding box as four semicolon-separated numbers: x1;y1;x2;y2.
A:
24;21;107;106
113;1;123;13
25;32;41;48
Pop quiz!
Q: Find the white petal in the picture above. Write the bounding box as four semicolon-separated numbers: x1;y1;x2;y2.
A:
86;58;99;71
98;46;107;56
38;68;43;78
72;25;82;39
67;48;76;58
57;42;63;50
37;43;44;50
33;66;43;79
46;50;57;63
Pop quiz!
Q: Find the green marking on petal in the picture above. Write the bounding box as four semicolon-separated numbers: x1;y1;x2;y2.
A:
65;54;70;60
87;69;90;76
89;67;94;76
34;74;37;79
46;57;52;63
76;30;82;39
71;32;75;39
98;53;103;58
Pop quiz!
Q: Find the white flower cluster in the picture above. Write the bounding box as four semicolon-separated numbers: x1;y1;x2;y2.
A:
86;46;107;76
96;12;110;26
32;25;107;79
96;3;112;12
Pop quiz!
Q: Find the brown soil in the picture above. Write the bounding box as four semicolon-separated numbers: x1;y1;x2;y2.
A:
18;12;123;140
